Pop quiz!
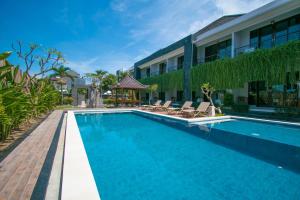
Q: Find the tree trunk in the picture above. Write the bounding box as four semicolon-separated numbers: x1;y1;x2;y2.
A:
61;84;63;105
149;92;152;105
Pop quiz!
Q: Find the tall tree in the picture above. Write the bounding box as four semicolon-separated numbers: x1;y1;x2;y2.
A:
118;71;130;81
51;66;73;104
102;74;117;91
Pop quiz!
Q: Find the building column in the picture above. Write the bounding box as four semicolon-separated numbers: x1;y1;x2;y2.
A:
183;35;193;101
231;32;236;58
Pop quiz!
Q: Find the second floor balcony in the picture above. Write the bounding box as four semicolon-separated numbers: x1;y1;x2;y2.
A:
235;30;300;56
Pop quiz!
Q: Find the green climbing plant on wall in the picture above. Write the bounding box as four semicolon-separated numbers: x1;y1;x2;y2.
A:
139;41;300;92
191;41;300;90
140;69;183;91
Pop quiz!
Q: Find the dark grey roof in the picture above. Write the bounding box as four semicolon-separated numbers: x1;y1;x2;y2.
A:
134;35;192;68
193;14;244;38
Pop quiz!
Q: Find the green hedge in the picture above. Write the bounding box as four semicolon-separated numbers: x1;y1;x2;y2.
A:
224;93;234;106
140;69;183;91
191;41;300;90
232;104;250;113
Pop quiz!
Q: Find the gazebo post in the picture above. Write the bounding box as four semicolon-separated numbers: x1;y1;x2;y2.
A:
115;88;118;107
139;90;141;106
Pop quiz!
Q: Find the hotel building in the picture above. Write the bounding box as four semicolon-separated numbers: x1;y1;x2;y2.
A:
134;0;300;108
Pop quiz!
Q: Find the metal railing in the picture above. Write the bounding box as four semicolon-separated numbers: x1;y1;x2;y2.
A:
235;30;300;56
197;52;231;64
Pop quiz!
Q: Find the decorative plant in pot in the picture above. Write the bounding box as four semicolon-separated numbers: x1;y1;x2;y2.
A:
200;83;222;115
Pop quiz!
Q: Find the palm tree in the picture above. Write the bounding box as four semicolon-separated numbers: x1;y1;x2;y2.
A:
118;71;130;81
102;74;117;91
51;66;73;105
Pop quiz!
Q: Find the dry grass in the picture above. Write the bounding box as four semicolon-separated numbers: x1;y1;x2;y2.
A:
0;113;48;153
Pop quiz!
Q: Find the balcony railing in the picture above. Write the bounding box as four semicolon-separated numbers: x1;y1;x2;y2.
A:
197;52;231;64
235;30;300;56
140;66;183;78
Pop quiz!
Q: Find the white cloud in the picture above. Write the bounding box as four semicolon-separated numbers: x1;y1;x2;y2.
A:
66;53;137;75
110;0;128;12
215;0;273;15
59;0;275;74
125;0;273;49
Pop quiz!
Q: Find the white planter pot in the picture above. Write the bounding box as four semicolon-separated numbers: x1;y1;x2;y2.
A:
208;106;216;117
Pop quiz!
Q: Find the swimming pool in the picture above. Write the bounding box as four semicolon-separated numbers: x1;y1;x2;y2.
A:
205;119;300;147
75;112;300;200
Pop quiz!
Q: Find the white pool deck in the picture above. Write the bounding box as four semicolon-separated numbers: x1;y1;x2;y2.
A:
61;109;300;200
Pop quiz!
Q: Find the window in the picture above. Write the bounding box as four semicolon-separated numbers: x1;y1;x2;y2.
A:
288;15;300;41
146;68;150;77
159;63;166;75
205;44;218;62
275;20;288;46
260;25;273;49
176;91;183;102
177;56;184;70
205;39;231;62
249;14;300;50
250;30;259;48
145;93;149;101
218;40;231;59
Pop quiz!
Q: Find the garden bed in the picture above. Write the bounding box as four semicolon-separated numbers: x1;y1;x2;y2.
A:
0;113;50;162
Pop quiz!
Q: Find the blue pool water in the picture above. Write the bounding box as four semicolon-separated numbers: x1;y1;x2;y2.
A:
207;119;300;147
75;112;300;200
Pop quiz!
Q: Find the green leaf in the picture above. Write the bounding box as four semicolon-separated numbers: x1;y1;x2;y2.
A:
0;51;12;60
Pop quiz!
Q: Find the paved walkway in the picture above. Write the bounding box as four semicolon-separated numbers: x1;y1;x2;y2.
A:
0;110;63;200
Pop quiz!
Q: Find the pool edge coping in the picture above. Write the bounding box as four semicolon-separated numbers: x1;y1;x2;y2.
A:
71;108;300;126
61;111;101;200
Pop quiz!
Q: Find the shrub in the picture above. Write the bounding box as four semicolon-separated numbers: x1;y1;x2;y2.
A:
224;93;234;106
103;98;115;104
232;104;249;112
63;96;73;105
275;107;300;115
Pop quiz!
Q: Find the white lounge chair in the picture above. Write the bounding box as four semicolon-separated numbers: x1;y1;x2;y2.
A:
182;102;210;118
167;101;193;115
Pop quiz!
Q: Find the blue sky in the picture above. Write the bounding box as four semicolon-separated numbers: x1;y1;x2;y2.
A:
0;0;272;74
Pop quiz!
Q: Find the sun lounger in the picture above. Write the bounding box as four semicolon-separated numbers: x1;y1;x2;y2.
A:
141;100;162;110
152;100;172;111
182;102;210;118
167;101;193;115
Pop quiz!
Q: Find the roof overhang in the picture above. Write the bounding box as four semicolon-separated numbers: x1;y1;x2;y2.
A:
194;0;300;46
137;47;184;69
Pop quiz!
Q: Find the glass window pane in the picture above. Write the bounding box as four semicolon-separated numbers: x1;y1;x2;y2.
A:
250;30;259;48
289;15;300;41
260;25;273;49
275;20;288;46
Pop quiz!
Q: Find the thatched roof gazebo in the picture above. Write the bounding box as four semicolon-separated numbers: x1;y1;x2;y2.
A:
112;75;148;106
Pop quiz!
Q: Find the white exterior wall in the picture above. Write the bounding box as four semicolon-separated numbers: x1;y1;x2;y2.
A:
227;83;249;103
